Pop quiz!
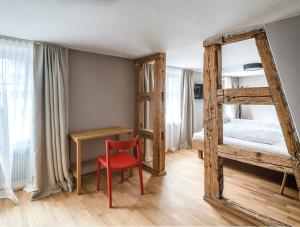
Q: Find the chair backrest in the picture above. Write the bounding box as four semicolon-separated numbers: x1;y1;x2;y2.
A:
105;137;142;164
107;137;138;151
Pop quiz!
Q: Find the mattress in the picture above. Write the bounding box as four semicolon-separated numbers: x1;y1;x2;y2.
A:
193;119;289;156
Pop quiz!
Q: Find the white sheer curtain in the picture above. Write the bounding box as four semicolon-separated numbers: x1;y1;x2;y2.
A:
166;67;182;151
0;37;33;203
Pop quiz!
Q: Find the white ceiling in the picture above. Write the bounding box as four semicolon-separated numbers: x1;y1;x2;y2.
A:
1;0;300;72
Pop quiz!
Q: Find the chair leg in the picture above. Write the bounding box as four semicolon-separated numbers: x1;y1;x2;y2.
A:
280;172;288;195
106;168;112;208
138;163;144;195
97;161;101;191
121;170;124;183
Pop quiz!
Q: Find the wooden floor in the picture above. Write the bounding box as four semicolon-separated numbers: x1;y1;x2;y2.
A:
0;150;299;226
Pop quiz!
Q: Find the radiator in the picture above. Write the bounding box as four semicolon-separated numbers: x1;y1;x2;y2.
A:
0;145;33;190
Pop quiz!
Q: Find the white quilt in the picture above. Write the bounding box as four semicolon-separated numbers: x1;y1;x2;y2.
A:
193;119;288;156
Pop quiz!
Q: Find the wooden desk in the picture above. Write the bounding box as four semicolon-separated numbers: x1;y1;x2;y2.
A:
69;127;134;194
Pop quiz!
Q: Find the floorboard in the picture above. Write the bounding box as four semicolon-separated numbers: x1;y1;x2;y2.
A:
1;150;299;226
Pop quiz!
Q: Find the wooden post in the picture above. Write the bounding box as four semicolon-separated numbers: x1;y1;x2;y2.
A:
255;32;300;197
153;55;166;175
135;63;145;160
203;44;223;199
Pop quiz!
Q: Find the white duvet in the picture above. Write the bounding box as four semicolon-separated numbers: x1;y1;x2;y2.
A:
193;119;288;156
224;119;283;145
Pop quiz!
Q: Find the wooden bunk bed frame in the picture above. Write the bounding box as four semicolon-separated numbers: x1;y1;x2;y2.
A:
201;28;300;226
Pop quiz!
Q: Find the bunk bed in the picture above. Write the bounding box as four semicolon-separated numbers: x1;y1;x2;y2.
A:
192;119;292;194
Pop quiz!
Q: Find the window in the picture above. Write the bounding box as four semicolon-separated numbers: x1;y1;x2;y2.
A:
0;37;33;198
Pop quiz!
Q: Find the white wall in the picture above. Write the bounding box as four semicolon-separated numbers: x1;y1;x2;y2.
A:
193;71;204;132
238;75;279;123
265;15;300;137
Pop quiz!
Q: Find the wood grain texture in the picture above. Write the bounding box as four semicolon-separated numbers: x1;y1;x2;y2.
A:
203;27;264;47
204;196;289;226
203;44;223;199
217;87;273;105
139;129;153;140
135;53;166;176
224;157;300;226
152;55;166;176
255;32;300;195
218;144;292;173
69;127;133;142
134;53;165;64
1;150;299;226
193;139;293;174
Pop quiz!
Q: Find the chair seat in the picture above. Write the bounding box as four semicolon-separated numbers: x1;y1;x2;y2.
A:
98;151;138;170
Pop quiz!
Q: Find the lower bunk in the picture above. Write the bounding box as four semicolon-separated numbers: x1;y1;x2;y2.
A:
192;138;293;195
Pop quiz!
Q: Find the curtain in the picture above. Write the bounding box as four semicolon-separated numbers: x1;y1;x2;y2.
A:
0;37;34;203
231;77;241;119
166;67;182;151
143;63;154;162
179;69;194;149
31;43;73;200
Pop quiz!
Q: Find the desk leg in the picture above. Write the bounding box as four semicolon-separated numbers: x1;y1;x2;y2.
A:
76;141;82;194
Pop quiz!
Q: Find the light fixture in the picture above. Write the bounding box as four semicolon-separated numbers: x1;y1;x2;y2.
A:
243;63;262;71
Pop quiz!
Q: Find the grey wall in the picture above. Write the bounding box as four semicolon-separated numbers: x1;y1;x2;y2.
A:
193;71;204;132
266;15;300;137
68;49;135;172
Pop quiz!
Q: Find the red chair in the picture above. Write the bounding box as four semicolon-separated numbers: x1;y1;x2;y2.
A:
97;137;144;208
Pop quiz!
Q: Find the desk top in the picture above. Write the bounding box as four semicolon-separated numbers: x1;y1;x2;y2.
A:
69;127;134;142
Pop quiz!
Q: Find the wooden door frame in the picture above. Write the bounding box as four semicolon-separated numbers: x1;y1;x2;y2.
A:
203;28;300;226
134;53;166;176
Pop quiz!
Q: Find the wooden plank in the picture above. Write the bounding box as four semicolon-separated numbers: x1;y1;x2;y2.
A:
219;152;293;174
204;196;290;226
193;138;293;173
255;32;300;195
138;129;154;140
218;144;292;170
204;44;223;199
203;28;264;47
134;53;165;64
138;92;155;101
217;87;273;105
69;127;133;142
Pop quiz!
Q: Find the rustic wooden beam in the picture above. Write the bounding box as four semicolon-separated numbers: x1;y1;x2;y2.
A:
138;92;155;101
135;63;145;160
152;55;166;176
255;32;300;196
134;53;165;64
204;196;290;226
218;144;293;174
217;87;273;105
203;28;264;47
204;44;223;199
138;129;153;140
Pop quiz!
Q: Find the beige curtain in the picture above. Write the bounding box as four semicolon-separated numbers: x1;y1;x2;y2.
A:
31;43;73;200
179;69;194;148
143;63;154;161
